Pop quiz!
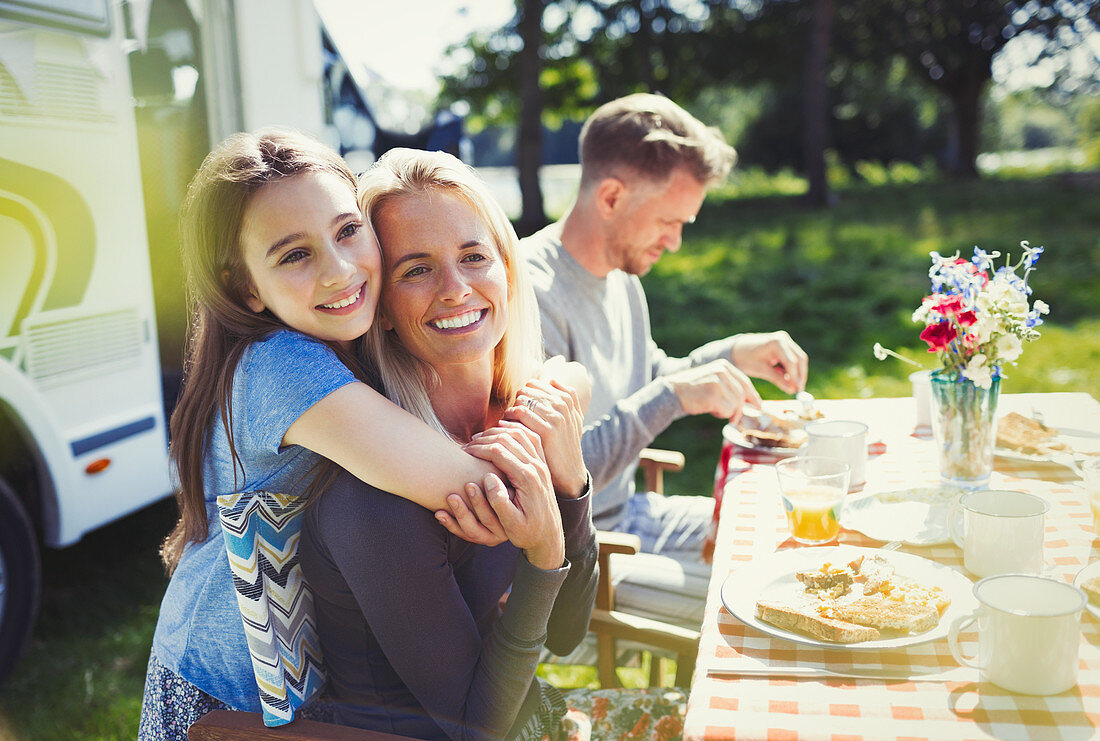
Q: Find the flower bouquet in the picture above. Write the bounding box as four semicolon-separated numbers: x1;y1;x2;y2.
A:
875;242;1047;488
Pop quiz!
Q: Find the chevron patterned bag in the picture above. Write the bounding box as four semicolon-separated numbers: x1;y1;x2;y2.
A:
217;491;326;726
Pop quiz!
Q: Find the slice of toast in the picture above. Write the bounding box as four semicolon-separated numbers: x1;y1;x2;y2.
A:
996;411;1068;455
820;596;939;634
755;600;880;643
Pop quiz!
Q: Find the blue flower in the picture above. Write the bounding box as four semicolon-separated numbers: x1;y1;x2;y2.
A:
1024;243;1044;267
971;247;999;272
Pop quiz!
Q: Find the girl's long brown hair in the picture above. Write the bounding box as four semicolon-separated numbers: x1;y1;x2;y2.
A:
161;129;360;573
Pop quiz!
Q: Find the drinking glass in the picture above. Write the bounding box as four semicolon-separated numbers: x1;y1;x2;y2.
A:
804;420;868;491
775;456;851;545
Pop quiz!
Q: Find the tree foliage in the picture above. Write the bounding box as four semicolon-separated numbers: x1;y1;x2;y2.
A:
832;0;1100;176
438;0;1100;179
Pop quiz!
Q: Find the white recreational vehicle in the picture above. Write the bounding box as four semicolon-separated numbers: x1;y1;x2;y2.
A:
0;0;414;684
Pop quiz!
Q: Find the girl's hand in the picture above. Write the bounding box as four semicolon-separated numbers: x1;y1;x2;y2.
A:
434;484;508;546
463;424;564;570
497;379;587;499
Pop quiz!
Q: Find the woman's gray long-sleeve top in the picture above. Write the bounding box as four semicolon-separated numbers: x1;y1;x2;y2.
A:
300;470;598;740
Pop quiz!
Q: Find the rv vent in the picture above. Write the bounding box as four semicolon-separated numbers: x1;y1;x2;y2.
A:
0;60;114;124
24;308;144;387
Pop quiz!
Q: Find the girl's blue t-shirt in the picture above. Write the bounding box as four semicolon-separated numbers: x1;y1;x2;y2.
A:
151;330;357;711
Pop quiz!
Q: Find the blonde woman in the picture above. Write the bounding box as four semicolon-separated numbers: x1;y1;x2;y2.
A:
300;149;685;741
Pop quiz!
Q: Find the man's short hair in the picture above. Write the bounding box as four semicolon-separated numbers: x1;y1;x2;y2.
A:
578;93;737;190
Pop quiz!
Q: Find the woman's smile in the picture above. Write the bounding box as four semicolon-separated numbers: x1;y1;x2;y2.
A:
431;308;487;331
374;190;508;373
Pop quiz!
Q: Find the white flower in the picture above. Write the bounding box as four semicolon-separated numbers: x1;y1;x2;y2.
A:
962;354;994;389
1033;299;1049;315
994;333;1023;363
873;343;888;361
971;315;997;345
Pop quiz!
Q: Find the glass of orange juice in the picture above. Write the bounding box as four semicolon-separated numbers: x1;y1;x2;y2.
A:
1083;459;1100;535
775;456;851;544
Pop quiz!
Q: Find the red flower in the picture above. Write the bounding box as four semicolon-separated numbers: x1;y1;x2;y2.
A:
932;295;965;317
920;322;957;352
955;310;977;327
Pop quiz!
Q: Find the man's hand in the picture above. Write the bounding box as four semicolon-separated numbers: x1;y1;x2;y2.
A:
730;331;808;394
665;359;762;424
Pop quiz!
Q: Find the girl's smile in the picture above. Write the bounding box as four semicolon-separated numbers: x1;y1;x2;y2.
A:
317;282;366;313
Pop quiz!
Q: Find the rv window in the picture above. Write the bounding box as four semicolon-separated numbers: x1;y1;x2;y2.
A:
0;0;110;36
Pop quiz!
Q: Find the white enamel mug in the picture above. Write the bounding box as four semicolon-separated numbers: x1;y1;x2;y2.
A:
949;489;1048;578
948;574;1085;695
803;420;868;490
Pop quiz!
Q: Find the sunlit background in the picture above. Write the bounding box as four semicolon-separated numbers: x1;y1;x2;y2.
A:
0;1;1098;737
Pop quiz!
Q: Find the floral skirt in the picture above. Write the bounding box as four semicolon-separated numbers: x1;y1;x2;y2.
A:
137;650;231;741
555;687;687;741
136;650;333;740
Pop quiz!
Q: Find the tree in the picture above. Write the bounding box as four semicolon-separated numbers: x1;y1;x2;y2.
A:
441;0;1100;196
439;1;595;232
516;0;548;234
837;0;1100;177
802;0;834;205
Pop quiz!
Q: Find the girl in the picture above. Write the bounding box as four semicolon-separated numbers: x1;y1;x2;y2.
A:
138;130;568;738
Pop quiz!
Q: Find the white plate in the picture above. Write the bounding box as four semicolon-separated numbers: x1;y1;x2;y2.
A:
721;545;977;650
842;488;961;546
1073;561;1100;620
995;424;1100;468
722;423;802;458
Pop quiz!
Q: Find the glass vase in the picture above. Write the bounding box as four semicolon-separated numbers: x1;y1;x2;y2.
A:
929;370;1001;490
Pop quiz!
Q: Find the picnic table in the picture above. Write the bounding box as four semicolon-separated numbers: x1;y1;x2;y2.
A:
685;392;1100;741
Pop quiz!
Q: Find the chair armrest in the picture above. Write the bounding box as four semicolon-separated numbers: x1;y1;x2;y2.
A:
595;531;640;610
638;448;685;494
597;530;642;557
587;608;700;687
187;710;416;741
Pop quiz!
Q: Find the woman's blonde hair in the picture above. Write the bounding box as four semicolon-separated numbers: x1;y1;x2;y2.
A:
357;148;542;438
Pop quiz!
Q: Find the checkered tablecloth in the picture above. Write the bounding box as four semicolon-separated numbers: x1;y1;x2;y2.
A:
685;393;1100;741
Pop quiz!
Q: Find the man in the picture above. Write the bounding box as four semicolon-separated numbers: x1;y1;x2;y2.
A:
522;93;808;625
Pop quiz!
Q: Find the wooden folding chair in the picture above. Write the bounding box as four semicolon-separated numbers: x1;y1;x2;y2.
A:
585;447;701;689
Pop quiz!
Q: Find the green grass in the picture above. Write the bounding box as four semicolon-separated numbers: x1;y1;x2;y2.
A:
1;173;1097;737
0;500;175;739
